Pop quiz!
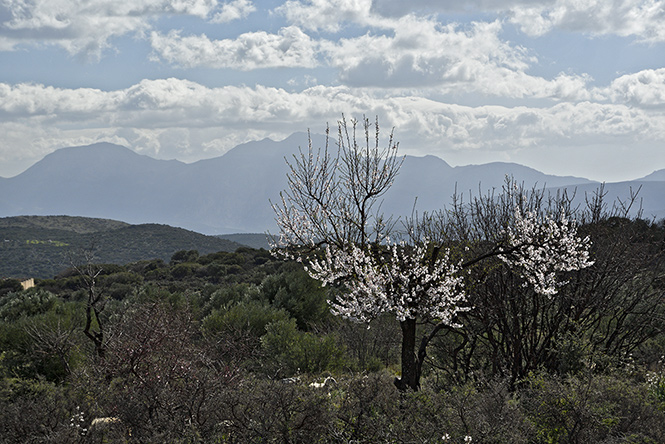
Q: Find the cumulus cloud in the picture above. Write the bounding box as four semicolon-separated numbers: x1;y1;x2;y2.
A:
150;26;319;69
146;7;594;99
276;0;375;32
0;0;245;58
377;97;661;157
321;18;591;99
324;19;517;82
369;0;544;17
210;0;256;23
363;0;665;42
601;68;665;106
509;0;665;41
268;2;594;98
0;83;116;116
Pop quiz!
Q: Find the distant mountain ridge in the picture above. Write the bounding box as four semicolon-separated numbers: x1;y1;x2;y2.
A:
0;136;663;234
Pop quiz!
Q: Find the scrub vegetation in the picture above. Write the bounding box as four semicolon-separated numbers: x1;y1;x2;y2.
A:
0;214;663;443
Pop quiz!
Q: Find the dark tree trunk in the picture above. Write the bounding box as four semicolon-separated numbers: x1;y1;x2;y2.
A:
84;304;105;359
394;318;421;391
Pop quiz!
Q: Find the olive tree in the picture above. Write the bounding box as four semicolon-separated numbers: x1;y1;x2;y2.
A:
272;116;593;391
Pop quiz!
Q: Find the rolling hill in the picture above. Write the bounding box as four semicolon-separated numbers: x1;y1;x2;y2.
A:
0;216;243;278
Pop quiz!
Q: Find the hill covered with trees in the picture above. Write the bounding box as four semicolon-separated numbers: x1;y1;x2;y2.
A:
0;216;242;279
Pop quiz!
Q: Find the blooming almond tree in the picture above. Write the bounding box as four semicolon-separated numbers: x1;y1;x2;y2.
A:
272;117;594;391
305;240;469;390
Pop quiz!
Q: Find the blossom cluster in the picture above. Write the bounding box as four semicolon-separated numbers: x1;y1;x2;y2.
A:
70;406;87;436
306;241;467;323
499;208;594;295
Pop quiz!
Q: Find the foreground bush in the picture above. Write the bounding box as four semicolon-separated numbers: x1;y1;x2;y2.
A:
7;370;665;443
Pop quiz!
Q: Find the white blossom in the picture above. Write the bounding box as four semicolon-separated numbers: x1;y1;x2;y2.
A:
306;240;467;323
499;207;594;295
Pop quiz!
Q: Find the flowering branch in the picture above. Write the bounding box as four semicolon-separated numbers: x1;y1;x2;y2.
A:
305;241;467;323
498;207;594;295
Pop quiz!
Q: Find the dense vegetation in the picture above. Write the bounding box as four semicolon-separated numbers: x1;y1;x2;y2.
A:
0;216;242;279
0;217;664;443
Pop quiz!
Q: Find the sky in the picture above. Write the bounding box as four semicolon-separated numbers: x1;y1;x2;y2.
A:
1;0;665;182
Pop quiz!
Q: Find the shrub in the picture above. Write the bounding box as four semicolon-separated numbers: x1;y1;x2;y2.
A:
202;299;290;338
170;249;199;265
520;372;665;444
87;302;242;442
261;318;348;375
260;269;330;330
0;377;86;444
222;376;332;443
170;262;203;279
0;289;58;322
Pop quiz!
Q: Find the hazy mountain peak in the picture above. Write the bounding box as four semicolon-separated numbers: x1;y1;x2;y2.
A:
44;142;136;159
220;132;319;162
639;169;665;182
23;142;168;176
0;136;662;234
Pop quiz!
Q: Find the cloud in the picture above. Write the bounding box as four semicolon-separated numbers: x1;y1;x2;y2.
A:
147;7;594;99
271;3;595;98
276;0;375;32
210;0;255;23
0;83;116;116
509;0;665;41
601;68;665;106
150;26;319;69
0;78;663;178
0;0;242;59
321;18;591;99
369;0;543;16
365;0;665;42
377;98;660;157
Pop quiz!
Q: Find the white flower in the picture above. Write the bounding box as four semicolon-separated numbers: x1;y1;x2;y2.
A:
306;240;467;324
499;208;593;295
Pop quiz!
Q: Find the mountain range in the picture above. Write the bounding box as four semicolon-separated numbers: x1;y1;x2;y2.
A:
1;134;663;234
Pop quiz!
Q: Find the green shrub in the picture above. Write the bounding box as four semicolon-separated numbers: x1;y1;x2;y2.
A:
203;299;290;337
0;289;58;322
0;300;84;382
261;318;348;375
170;262;202;279
203;283;260;313
170;249;199;265
260;269;330;329
0;377;86;443
0;279;22;296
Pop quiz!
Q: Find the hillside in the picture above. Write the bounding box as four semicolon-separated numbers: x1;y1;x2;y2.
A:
0;215;130;233
0;216;243;278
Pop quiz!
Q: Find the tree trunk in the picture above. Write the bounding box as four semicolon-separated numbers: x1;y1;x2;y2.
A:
394;318;420;391
84;303;105;359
